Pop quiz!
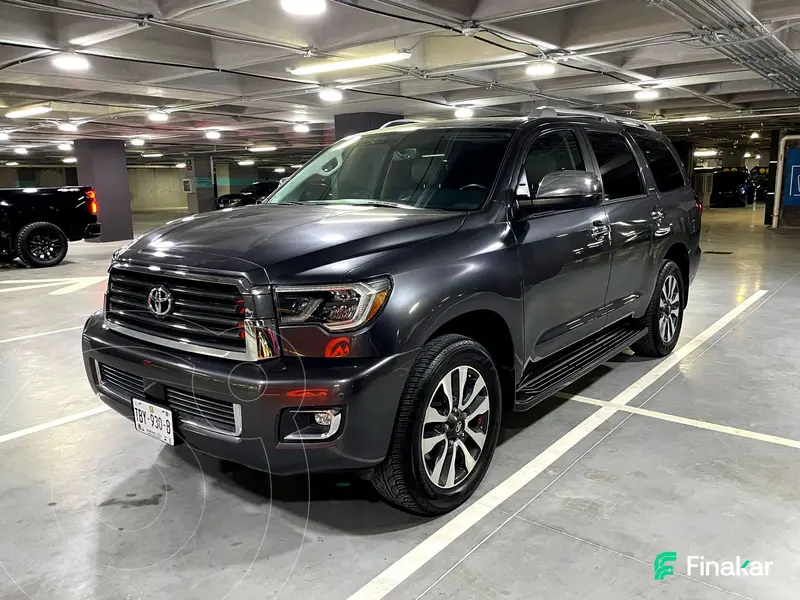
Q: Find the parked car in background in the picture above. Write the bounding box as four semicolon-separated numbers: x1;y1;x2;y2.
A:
710;170;754;207
83;110;701;516
215;180;279;209
0;186;100;267
750;166;771;203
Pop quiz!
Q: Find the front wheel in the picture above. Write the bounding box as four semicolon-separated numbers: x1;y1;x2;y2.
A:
371;334;502;516
633;260;685;357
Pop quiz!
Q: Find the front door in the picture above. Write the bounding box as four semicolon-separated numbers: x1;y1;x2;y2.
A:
512;127;613;363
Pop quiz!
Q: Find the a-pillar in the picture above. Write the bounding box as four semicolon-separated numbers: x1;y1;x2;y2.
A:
334;112;402;140
185;157;215;214
74;139;132;242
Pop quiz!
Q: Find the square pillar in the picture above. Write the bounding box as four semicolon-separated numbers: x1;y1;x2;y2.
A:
185;157;216;213
74;139;133;242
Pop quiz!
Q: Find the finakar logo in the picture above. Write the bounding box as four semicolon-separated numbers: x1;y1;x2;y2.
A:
654;552;773;580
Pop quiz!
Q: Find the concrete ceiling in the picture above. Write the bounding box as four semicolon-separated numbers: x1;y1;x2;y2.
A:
0;0;799;167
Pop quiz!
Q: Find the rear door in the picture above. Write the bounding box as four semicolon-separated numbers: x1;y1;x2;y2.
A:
513;126;613;360
583;128;657;325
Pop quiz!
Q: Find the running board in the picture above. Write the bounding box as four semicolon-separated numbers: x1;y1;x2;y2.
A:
515;322;647;410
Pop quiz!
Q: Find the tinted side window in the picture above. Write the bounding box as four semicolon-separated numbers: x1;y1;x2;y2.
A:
523;130;586;195
586;131;644;200
634;135;685;192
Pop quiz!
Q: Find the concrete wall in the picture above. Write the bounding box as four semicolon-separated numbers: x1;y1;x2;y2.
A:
128;167;189;212
35;168;66;187
0;168;16;187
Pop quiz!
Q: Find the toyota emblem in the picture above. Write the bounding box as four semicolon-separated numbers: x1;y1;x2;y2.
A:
146;285;173;317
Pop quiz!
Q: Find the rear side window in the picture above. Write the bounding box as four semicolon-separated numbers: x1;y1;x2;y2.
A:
586;131;644;200
634;135;685;192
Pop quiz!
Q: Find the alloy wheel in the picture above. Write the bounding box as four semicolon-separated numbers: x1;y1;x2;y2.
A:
658;273;681;343
420;365;490;490
28;231;62;262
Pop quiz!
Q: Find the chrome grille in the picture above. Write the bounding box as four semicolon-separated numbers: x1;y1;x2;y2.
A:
97;362;240;436
106;266;246;354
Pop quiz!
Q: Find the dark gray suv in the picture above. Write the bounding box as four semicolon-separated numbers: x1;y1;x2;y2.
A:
82;109;702;516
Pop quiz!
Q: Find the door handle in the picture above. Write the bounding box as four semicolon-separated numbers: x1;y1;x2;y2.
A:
651;208;665;220
588;221;610;240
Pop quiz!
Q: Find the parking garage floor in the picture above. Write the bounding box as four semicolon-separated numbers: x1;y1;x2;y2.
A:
1;205;798;600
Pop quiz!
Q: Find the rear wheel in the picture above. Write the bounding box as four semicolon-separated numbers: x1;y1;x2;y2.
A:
633;260;684;357
371;334;502;516
15;222;68;268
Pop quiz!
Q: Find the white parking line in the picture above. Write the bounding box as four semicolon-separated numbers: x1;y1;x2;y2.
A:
347;289;768;600
556;393;800;450
0;406;110;445
0;326;84;345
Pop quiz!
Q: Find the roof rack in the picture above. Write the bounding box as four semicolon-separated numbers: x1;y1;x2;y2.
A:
528;106;656;131
379;119;425;129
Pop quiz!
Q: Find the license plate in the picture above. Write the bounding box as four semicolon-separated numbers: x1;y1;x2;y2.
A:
132;398;175;445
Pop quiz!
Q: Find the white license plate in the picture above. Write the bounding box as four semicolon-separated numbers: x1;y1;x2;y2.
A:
132;398;175;445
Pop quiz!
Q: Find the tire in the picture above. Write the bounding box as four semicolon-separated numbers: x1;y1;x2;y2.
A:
15;222;69;268
633;260;685;358
371;334;503;516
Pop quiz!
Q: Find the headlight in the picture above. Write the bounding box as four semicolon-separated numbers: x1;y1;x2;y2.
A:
275;278;391;331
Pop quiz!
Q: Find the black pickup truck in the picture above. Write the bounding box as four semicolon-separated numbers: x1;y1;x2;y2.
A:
0;186;101;267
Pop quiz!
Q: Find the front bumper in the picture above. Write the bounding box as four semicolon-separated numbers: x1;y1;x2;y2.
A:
82;312;416;475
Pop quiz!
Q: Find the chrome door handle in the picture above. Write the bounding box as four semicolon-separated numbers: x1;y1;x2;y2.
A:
651;208;665;220
589;221;610;240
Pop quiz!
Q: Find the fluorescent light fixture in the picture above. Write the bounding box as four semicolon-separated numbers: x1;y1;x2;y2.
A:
0;132;8;141
525;62;556;77
130;138;145;146
5;162;19;166
289;51;411;75
248;145;277;152
280;0;327;16
454;107;474;119
205;130;221;140
14;147;27;155
58;143;73;151
635;88;660;101
52;53;90;71
238;160;255;166
750;132;760;139
744;152;752;158
62;157;77;163
291;164;303;168
58;122;79;132
274;167;286;173
318;88;343;102
23;188;37;193
694;150;719;157
175;162;186;168
679;115;710;122
148;111;169;122
142;152;163;158
293;123;311;133
5;104;52;119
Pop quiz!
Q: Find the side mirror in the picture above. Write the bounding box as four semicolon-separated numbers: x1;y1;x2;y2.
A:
516;170;604;215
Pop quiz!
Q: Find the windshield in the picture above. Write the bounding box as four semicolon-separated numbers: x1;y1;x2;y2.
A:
265;127;512;211
713;172;748;192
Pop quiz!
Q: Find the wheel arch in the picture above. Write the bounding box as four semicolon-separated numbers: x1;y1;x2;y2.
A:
664;241;690;304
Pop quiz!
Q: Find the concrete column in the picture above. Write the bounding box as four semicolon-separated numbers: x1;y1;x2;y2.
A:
765;129;781;226
185;157;215;214
334;112;402;140
215;162;231;196
74;139;133;242
671;141;694;179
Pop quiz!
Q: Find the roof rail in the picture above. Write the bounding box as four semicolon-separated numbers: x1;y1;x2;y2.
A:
379;119;425;129
528;106;656;131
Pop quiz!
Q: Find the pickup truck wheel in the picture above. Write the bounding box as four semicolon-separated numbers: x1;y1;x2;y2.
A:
16;222;68;268
633;260;684;358
371;334;502;516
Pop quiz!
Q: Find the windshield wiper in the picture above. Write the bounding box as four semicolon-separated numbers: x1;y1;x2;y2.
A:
332;200;421;210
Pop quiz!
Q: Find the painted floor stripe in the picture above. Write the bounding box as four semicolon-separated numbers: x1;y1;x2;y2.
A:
347;290;768;600
557;393;800;450
0;326;83;345
0;406;110;445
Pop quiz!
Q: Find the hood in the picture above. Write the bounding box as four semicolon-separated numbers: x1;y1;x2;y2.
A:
120;203;466;284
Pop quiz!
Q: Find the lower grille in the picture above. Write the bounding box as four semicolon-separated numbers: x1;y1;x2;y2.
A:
97;362;240;436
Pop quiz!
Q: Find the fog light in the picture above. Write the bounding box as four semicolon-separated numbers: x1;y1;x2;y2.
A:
314;411;333;426
280;408;343;441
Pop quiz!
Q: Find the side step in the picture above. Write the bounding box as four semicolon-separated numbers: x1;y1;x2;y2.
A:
514;322;647;410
